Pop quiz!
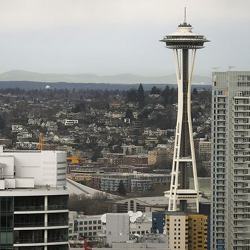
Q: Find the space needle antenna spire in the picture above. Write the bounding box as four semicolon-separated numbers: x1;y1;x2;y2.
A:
184;6;187;23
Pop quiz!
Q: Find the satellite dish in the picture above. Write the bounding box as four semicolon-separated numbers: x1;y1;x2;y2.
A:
133;233;141;237
128;211;133;217
135;211;143;218
130;215;137;223
101;214;106;224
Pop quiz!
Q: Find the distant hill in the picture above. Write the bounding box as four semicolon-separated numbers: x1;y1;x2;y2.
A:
0;70;211;85
0;81;211;91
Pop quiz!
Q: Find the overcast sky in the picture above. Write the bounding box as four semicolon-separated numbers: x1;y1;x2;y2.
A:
0;0;249;76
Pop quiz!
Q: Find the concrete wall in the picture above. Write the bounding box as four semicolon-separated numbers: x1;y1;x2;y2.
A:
106;213;129;246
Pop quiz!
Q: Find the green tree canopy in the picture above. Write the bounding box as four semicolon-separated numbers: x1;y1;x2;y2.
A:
117;180;127;196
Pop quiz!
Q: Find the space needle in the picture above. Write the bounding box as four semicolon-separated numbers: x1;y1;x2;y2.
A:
161;9;209;212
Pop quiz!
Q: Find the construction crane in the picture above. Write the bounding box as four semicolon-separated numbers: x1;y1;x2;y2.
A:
37;133;45;151
67;155;80;165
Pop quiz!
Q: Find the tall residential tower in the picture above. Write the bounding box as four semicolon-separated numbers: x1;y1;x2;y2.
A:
211;71;250;250
161;12;209;212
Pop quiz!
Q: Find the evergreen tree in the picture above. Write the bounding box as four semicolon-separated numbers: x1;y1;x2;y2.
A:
0;114;6;130
117;180;127;196
126;89;138;103
192;88;198;95
161;86;170;105
150;86;161;95
137;83;145;108
169;88;177;104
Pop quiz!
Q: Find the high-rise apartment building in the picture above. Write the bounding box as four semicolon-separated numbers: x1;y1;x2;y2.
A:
211;71;250;250
0;146;68;250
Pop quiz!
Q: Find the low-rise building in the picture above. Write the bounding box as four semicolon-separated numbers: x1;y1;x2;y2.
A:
148;144;173;166
65;119;79;126
124;154;148;166
114;196;168;213
122;145;145;155
166;213;208;250
97;173;169;193
69;212;103;240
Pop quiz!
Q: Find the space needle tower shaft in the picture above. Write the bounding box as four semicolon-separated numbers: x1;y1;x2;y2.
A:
161;10;209;212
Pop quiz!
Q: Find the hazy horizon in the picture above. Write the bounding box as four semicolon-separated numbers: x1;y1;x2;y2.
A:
0;69;211;84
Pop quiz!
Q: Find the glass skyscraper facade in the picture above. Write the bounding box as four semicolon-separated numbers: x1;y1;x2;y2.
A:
0;197;14;249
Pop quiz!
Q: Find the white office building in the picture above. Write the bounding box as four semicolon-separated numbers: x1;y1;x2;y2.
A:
0;147;69;250
211;71;250;250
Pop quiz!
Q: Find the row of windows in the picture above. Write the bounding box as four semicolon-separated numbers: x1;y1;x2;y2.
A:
238;75;250;81
78;220;101;225
214;97;226;103
237;82;250;87
78;226;102;231
79;231;97;236
235;99;250;105
235;106;250;111
131;230;149;235
236;91;250;96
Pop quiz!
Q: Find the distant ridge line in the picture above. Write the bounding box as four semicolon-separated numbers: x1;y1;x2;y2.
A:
0;70;211;85
0;80;211;91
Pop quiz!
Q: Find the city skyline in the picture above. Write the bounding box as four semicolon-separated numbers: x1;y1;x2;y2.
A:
0;0;249;77
1;1;250;249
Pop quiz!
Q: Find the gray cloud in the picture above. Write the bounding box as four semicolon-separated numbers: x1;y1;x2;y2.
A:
0;0;249;76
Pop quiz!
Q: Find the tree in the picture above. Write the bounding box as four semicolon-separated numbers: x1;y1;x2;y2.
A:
117;181;127;196
91;148;102;162
161;86;177;105
72;102;86;113
0;114;6;130
126;89;137;103
192;88;198;95
169;88;177;104
161;86;170;105
137;83;145;108
68;194;112;215
125;109;134;121
150;86;161;95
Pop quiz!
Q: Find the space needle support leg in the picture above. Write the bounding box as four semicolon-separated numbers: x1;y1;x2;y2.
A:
168;49;183;211
188;48;199;213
